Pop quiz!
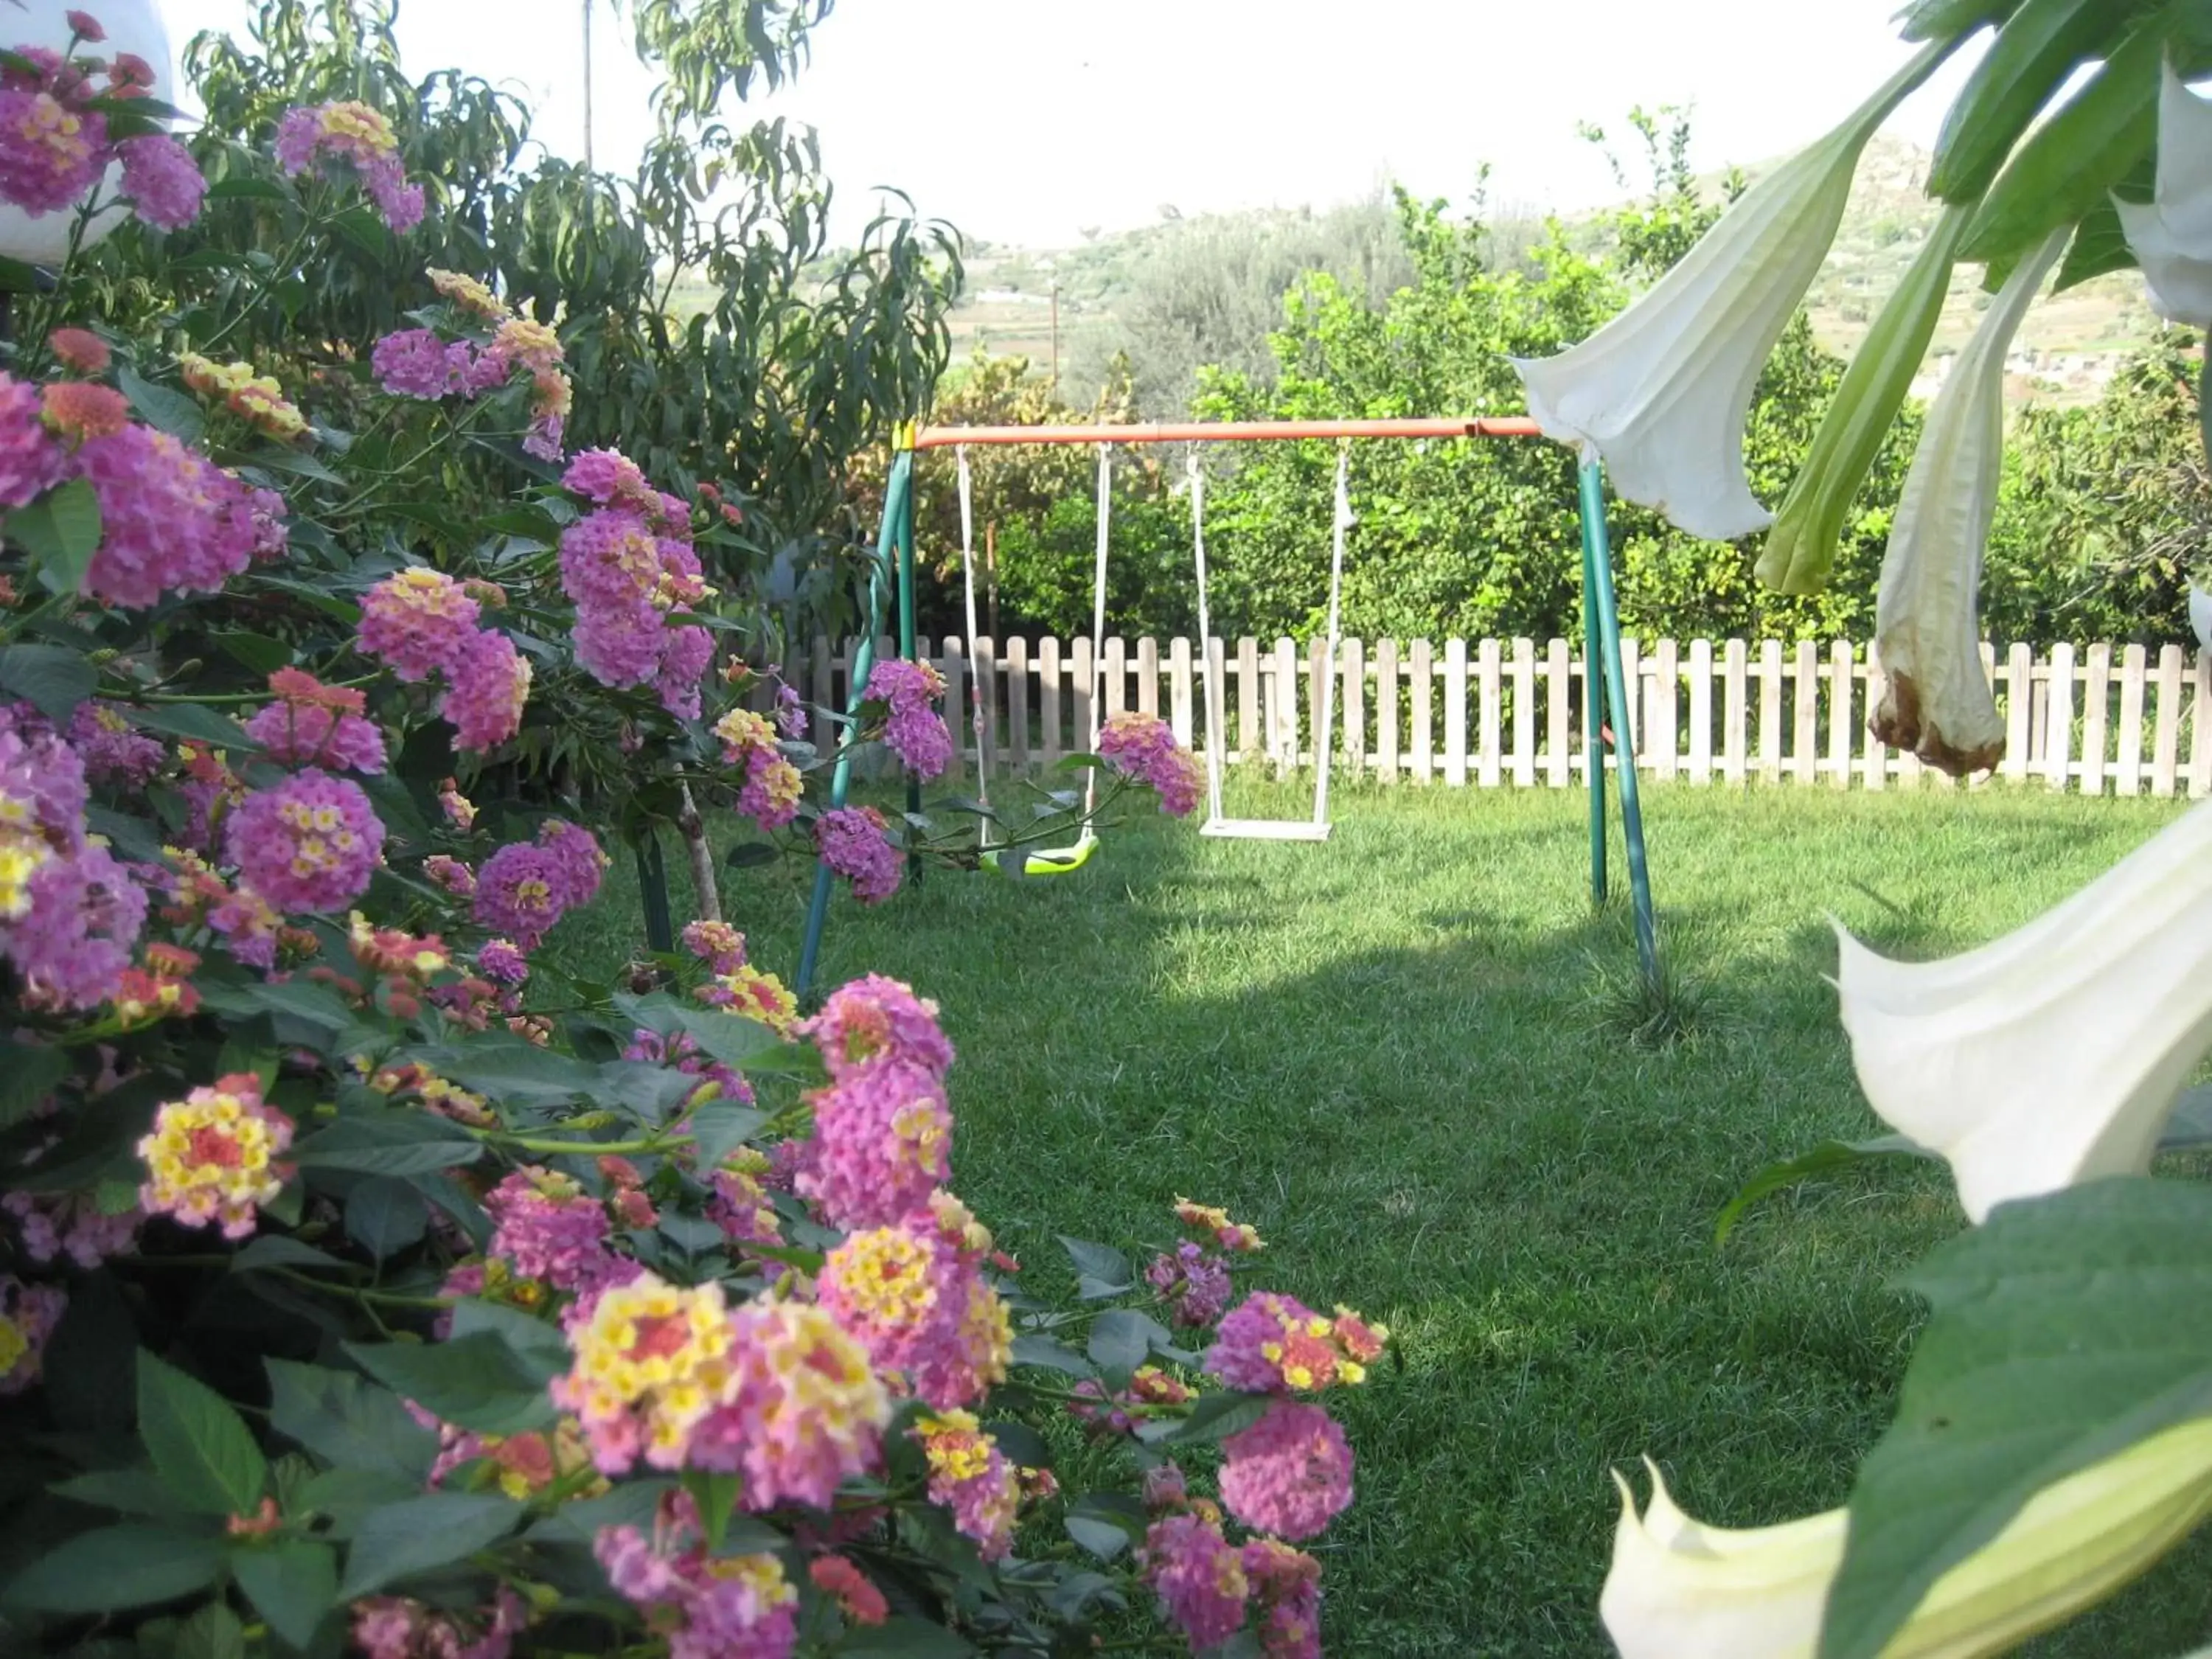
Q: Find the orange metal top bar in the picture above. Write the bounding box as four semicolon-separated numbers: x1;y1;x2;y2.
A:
908;417;1543;450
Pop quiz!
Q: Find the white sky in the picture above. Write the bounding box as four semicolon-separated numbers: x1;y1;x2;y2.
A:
150;0;1979;246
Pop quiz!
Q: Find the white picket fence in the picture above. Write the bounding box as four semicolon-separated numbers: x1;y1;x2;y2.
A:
781;634;2212;799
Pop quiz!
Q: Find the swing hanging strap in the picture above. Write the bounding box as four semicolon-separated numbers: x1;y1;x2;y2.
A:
1312;442;1352;827
1087;444;1111;817
954;445;991;829
1189;451;1225;826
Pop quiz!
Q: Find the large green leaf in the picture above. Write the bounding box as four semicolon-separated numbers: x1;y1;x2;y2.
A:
837;1618;980;1656
0;643;94;723
338;1492;522;1598
344;1331;561;1435
292;1114;482;1176
0;1039;69;1127
411;1038;600;1107
1822;1178;2212;1658
265;1359;437;1484
9;479;103;597
231;1538;338;1648
136;1350;268;1517
1;1523;225;1613
117;364;205;442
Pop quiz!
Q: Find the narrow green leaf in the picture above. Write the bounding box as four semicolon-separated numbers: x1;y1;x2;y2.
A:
232;1538;338;1648
2;1524;224;1613
1714;1134;1938;1245
338;1492;521;1598
137;1349;268;1517
1961;16;2162;265
1822;1178;2212;1658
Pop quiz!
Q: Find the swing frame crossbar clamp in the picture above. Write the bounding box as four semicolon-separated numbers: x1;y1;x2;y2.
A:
910;417;1544;449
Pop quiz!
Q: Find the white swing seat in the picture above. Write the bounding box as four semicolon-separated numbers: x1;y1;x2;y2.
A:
1200;818;1332;842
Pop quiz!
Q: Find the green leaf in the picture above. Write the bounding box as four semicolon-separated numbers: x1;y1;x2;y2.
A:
265;1359;437;1484
293;1115;482;1176
198;977;352;1039
0;1039;69;1127
173;1601;247;1659
344;1332;560;1435
525;1478;681;1543
411;1038;598;1107
2055;195;2141;291
1714;1134;1939;1245
231;1235;351;1274
344;1175;428;1259
0;643;95;723
338;1492;522;1598
1009;1334;1094;1378
667;1005;810;1075
688;1100;767;1168
10;479;103;597
204;176;292;203
117;365;206;442
232;1538;337;1649
51;1467;192;1518
1087;1309;1163;1375
211;630;293;675
1821;1178;2212;1659
725;841;779;868
445;1298;571;1375
126;701;254;750
1961;14;2162;265
0;254;41;293
137;1349;268;1517
2;1523;224;1613
836;1618;980;1657
1164;1391;1275;1446
1059;1236;1133;1299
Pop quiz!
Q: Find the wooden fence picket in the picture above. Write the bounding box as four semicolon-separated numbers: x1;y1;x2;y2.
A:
787;633;2212;801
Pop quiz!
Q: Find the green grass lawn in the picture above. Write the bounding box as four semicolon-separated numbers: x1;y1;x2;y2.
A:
563;779;2212;1658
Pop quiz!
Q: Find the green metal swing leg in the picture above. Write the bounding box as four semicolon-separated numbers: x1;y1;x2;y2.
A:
796;451;913;1003
1576;459;1659;984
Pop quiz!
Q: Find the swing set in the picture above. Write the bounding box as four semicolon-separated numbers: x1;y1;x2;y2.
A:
792;418;1659;999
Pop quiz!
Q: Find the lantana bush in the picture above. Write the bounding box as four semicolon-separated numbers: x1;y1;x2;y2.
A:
0;13;1351;1658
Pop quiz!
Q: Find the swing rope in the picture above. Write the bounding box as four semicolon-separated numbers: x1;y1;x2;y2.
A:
1189;451;1226;826
961;445;1104;876
954;445;991;839
1312;442;1352;828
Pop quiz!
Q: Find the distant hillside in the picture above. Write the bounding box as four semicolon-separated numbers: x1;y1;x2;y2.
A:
942;135;2157;408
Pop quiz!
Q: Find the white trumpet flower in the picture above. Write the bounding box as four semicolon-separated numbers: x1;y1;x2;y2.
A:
2115;63;2212;328
1512;45;1945;541
1869;229;2067;776
1602;1419;2212;1658
1836;794;2212;1225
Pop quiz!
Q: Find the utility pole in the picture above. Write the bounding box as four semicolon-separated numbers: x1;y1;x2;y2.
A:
582;0;595;172
1049;282;1060;395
